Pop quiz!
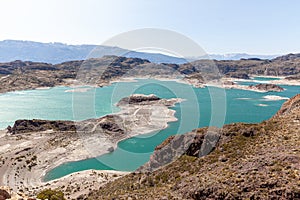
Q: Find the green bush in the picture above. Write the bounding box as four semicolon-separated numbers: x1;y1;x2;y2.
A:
36;189;65;200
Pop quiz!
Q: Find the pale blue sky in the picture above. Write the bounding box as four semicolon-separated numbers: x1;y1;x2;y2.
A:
0;0;299;54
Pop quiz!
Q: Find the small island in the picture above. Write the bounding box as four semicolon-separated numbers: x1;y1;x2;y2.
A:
221;81;285;92
248;83;284;92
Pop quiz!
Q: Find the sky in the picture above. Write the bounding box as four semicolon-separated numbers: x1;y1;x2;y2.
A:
0;0;299;55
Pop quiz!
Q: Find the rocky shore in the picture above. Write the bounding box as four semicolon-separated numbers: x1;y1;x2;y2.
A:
88;94;300;199
0;94;182;199
248;83;284;92
221;81;285;92
1;54;300;94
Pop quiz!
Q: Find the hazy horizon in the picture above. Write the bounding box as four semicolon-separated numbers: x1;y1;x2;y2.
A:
0;0;300;55
0;39;283;57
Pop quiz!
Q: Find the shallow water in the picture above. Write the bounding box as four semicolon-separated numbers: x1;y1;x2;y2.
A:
252;76;281;81
237;76;282;86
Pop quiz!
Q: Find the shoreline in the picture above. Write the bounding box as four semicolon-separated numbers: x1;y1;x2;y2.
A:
41;97;183;182
41;107;178;183
250;75;286;79
0;75;297;130
226;75;300;86
0;94;183;198
0;75;299;96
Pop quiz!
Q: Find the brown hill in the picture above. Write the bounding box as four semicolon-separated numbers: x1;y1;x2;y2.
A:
87;94;300;199
0;54;300;93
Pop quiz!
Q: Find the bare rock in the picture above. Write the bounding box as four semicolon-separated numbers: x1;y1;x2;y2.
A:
0;189;10;200
274;94;300;117
248;83;284;92
7;119;76;134
117;94;161;106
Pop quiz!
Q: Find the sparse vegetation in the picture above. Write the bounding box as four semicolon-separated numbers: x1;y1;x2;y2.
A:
36;188;65;200
87;94;300;199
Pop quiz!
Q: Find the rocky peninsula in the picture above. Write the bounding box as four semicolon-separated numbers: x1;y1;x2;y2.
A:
0;94;182;199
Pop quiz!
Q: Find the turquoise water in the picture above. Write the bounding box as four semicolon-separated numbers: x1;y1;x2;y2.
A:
252;76;281;81
0;87;74;129
0;79;298;181
237;76;282;86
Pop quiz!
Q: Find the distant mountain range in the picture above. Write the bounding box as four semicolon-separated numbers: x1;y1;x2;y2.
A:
0;40;279;64
0;40;187;64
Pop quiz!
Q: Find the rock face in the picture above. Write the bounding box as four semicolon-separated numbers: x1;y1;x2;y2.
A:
117;94;161;106
88;94;300;199
226;72;250;79
0;189;10;200
139;128;221;172
248;83;284;92
274;94;300;117
7;119;76;134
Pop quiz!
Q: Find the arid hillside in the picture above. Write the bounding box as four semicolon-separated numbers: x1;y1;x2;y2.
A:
88;94;300;199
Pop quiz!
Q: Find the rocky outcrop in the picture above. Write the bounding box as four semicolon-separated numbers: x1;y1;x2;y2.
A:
0;56;150;93
7;119;76;134
182;54;300;78
139;128;221;172
272;53;300;61
225;72;250;79
117;94;160;106
248;83;284;92
88;94;300;199
0;189;10;200
274;94;300;117
285;74;300;80
0;186;32;200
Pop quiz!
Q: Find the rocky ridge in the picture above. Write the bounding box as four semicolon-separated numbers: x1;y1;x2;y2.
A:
0;53;300;93
88;94;300;199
